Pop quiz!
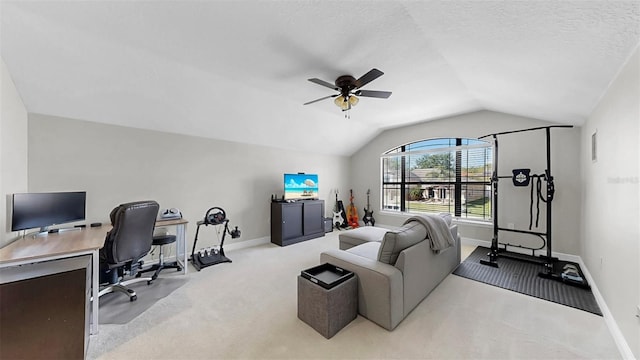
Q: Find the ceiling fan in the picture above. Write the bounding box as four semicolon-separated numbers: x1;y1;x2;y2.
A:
303;68;392;111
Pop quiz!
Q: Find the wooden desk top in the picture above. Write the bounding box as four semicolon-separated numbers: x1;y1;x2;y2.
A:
155;218;189;227
0;227;108;266
0;218;188;266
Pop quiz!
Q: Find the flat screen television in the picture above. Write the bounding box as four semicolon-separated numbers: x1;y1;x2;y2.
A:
284;173;318;200
11;191;86;232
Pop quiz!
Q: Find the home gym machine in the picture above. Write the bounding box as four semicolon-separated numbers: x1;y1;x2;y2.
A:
191;207;241;271
478;125;589;288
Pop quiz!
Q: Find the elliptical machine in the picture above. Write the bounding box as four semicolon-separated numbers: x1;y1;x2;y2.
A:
190;207;241;271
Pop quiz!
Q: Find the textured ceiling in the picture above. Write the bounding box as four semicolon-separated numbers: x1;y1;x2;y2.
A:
2;1;639;156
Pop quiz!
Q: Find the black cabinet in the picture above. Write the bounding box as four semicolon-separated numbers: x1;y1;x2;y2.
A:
302;201;324;235
271;200;325;246
281;202;303;240
0;255;91;360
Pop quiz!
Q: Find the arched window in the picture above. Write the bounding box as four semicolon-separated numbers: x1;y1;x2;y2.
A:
381;138;492;221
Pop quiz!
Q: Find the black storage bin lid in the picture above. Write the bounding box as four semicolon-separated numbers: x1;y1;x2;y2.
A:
301;263;354;289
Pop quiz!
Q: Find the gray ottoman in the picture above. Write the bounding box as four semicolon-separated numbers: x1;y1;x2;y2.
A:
297;274;357;339
338;226;388;250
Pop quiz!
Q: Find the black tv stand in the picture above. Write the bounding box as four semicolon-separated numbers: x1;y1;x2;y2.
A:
271;199;325;246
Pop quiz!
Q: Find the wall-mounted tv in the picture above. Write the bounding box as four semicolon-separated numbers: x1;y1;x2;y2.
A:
284;173;318;200
11;191;86;232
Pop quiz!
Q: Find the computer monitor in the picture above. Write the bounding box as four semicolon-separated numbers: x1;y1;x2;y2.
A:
11;191;86;232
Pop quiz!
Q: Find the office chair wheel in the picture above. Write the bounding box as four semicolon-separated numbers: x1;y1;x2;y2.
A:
177;266;182;271
126;288;137;302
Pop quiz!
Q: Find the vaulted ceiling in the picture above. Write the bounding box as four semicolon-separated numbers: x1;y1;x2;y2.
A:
2;1;639;156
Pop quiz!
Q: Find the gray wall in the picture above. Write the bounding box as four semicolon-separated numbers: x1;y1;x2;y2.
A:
350;110;582;255
0;58;28;248
27;114;350;250
581;46;639;358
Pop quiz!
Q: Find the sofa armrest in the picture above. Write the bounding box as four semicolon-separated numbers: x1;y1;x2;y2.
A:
450;224;461;265
320;249;403;330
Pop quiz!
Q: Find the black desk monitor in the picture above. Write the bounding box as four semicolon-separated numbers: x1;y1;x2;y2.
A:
11;191;86;232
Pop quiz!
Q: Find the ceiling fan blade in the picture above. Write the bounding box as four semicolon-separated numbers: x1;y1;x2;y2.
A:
354;90;392;99
355;68;384;89
308;78;338;90
303;94;337;105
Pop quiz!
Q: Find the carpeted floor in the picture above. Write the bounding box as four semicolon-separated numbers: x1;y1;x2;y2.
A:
453;246;602;315
87;235;620;359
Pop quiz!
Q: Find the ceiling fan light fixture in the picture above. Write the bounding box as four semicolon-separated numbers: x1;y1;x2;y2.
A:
349;95;359;107
334;95;350;110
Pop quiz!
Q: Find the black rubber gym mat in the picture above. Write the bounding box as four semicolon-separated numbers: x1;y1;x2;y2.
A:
453;247;602;316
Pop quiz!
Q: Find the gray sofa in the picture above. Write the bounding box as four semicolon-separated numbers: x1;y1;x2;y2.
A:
320;217;461;330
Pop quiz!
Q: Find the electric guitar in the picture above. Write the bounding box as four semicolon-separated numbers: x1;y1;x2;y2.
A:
363;189;375;226
347;189;359;228
333;190;344;229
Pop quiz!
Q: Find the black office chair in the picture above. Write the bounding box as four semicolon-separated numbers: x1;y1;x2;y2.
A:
98;200;159;302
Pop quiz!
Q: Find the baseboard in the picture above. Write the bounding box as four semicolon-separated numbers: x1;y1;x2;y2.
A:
145;236;271;263
573;257;635;360
460;237;579;262
460;237;634;359
461;237;491;249
225;236;270;251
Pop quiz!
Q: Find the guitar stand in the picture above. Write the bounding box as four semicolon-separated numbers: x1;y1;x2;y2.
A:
191;207;241;271
332;191;349;230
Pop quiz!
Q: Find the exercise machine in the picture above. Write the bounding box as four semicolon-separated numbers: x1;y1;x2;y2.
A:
478;125;589;288
191;207;241;271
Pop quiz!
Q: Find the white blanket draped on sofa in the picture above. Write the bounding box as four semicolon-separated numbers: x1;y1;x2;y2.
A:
403;213;456;253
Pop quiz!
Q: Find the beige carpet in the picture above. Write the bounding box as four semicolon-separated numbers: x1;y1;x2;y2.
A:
87;231;620;359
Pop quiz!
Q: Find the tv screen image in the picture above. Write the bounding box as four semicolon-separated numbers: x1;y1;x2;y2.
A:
11;191;86;232
284;174;318;200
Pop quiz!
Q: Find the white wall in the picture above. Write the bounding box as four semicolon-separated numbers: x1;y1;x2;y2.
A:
350;110;582;255
581;46;639;358
27;114;350;250
0;58;28;248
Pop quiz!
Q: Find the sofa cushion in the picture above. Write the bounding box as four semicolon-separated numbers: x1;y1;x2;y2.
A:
346;241;381;261
339;226;388;250
377;221;427;265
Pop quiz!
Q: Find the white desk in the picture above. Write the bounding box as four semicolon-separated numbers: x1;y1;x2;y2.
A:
0;218;189;335
154;218;189;274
